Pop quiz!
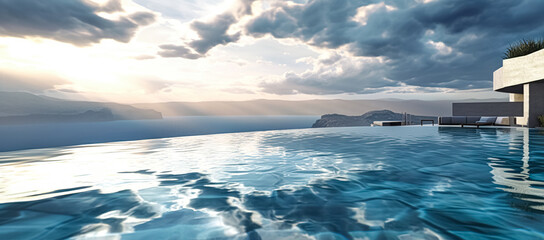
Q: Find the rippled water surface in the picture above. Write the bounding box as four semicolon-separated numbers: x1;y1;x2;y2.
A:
1;126;544;239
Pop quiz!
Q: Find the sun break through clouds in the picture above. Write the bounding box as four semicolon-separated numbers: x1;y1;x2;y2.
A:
0;0;542;101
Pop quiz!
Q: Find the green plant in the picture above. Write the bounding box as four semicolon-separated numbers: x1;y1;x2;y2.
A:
503;38;544;59
539;115;544;127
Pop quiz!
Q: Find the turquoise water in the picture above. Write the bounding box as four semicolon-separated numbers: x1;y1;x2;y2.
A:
1;126;544;239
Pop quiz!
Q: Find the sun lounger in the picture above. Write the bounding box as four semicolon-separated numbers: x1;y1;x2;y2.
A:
461;117;497;128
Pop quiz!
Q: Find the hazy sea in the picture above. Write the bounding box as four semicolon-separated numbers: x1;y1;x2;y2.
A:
0;116;319;152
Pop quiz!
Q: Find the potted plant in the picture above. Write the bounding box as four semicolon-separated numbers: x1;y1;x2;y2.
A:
504;38;544;59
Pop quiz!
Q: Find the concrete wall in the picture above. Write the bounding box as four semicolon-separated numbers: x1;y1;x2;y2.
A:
494;49;544;92
493;67;505;91
509;93;523;102
524;81;544;127
516;116;526;126
452;102;523;116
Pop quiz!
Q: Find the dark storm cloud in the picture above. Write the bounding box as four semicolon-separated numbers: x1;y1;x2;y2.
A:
252;0;544;94
187;0;258;54
158;0;256;58
247;0;360;48
189;13;242;54
0;0;156;46
163;0;544;94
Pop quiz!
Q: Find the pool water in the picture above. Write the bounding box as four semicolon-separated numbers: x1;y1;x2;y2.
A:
1;126;543;239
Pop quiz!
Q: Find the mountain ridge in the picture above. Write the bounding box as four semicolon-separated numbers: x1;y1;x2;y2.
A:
0;92;162;121
133;98;506;117
0;91;508;121
311;110;438;128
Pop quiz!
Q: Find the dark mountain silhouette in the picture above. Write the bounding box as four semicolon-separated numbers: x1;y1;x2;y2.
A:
0;92;162;124
312;110;437;128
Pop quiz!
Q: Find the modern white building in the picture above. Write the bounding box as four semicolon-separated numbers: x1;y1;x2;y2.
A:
493;48;544;128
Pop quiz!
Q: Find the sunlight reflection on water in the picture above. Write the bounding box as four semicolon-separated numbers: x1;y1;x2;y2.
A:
1;126;544;239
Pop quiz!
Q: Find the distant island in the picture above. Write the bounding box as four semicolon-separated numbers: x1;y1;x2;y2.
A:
312;110;438;128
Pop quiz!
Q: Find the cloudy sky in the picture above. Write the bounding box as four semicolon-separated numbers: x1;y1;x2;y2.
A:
1;0;542;103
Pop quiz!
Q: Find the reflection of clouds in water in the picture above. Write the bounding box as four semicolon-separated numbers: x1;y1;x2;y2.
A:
487;128;544;212
0;189;160;239
0;129;387;203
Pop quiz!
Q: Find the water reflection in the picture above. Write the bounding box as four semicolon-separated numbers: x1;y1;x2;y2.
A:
487;128;544;212
1;127;544;239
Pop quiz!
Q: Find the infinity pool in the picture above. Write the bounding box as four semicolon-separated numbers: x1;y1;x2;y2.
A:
1;126;543;239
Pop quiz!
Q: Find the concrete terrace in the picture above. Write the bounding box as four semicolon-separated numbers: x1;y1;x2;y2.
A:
494;48;544;128
451;48;544;128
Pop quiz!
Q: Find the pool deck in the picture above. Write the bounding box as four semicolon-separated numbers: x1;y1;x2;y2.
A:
372;123;523;129
434;125;524;129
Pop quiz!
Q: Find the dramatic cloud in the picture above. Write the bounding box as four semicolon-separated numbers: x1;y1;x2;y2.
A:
189;13;242;55
0;0;156;46
249;0;544;94
164;0;544;94
261;52;397;94
0;69;69;93
158;0;256;58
